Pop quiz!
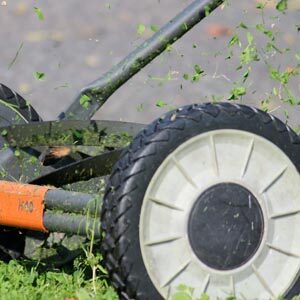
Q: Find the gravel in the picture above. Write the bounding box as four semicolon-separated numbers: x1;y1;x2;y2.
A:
0;0;299;128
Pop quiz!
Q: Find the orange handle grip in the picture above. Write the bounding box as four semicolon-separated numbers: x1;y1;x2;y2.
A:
0;181;49;231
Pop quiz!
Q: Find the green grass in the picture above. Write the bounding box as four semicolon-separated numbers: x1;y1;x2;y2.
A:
0;257;118;300
2;257;300;300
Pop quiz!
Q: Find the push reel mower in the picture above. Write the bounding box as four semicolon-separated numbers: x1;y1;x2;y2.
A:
0;0;299;299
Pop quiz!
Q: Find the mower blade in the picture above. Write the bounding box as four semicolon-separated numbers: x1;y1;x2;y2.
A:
30;149;122;186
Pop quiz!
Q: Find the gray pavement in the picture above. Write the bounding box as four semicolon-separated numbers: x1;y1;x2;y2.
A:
0;0;299;128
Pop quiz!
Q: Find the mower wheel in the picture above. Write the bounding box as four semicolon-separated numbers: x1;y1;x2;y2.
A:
0;83;42;261
101;102;300;299
0;83;42;124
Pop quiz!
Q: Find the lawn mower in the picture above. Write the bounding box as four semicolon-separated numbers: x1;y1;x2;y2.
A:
0;0;299;299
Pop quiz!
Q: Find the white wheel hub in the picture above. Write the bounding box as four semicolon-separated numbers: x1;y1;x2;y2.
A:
139;129;300;299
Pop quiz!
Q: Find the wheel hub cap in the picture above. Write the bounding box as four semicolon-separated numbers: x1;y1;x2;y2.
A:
188;183;264;270
140;130;300;299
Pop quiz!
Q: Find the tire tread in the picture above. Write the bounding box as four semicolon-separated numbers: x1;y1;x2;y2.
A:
101;103;300;299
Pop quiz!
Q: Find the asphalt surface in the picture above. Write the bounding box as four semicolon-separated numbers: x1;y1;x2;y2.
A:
0;0;299;128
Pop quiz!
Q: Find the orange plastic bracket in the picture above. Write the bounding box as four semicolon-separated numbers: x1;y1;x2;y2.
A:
0;181;49;232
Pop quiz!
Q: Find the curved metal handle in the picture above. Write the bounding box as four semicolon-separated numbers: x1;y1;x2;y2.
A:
62;0;224;120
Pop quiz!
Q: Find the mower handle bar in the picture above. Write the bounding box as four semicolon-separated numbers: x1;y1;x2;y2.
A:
61;0;224;120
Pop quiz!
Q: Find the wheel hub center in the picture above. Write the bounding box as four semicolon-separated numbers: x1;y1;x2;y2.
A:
188;183;264;271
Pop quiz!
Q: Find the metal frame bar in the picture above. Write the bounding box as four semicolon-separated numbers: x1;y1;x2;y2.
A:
4;120;145;147
45;189;101;216
0;180;102;237
62;0;224;120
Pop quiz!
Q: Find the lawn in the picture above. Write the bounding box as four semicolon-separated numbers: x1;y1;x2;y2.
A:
0;256;118;300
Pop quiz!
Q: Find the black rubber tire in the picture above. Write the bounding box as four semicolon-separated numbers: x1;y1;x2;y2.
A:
0;83;42;123
0;83;42;261
101;102;300;300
